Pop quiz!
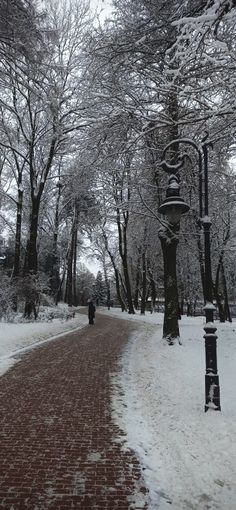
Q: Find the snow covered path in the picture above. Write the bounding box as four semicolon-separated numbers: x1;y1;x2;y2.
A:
0;314;149;509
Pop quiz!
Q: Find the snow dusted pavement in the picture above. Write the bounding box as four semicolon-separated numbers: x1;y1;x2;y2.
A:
0;313;150;509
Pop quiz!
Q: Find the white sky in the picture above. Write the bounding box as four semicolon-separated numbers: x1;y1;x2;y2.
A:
90;0;113;21
80;254;102;275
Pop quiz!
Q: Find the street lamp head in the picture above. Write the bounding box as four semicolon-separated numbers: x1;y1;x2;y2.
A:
159;174;190;224
159;197;190;224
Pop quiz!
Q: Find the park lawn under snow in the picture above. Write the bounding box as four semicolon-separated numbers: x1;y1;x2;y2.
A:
0;306;235;509
0;307;88;376
99;308;236;510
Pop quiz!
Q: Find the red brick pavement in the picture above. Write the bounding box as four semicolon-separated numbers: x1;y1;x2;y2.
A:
0;313;149;510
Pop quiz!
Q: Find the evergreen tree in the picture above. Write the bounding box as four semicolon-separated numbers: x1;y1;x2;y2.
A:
94;271;106;306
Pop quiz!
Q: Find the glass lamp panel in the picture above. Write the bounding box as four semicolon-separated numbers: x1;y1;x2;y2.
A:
166;205;182;225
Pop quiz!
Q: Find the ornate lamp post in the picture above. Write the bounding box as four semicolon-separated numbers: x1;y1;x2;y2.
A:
159;136;221;412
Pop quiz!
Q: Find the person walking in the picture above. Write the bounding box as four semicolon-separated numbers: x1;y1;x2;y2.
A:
88;299;96;325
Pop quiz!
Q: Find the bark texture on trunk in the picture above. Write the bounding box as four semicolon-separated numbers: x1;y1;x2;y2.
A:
50;182;62;303
102;230;126;312
23;197;40;318
65;208;79;307
196;224;206;302
12;187;23;279
148;268;157;313
159;224;180;343
114;157;135;314
103;257;111;308
221;261;231;322
134;254;141;310
140;252;147;315
11;185;24;311
24;197;40;274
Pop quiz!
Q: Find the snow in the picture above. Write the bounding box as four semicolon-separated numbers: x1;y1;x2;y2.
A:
0;312;88;376
204;302;216;310
100;308;236;510
201;216;212;224
0;307;235;509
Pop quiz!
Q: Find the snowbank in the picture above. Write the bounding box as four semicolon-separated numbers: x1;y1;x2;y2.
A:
0;311;88;376
100;308;236;510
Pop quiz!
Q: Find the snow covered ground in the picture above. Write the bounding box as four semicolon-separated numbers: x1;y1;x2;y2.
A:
100;308;236;510
0;307;235;509
0;311;88;376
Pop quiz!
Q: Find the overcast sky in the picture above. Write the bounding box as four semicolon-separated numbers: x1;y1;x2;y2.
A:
90;0;113;21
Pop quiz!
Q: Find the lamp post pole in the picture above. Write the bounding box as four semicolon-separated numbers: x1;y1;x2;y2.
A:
159;136;221;411
201;140;221;411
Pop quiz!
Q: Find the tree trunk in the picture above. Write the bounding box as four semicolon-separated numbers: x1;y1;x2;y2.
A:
50;182;62;303
102;231;126;311
140;252;147;315
187;301;193;317
114;267;126;311
134;255;141;310
12;187;23;279
115;171;134;314
23;197;40;274
213;221;231;322
72;226;78;306
65;237;73;307
214;289;225;322
23;197;40;318
65;206;78;307
159;225;180;343
11;185;24;311
148;268;157;313
159;89;181;340
121;223;134;314
214;255;226;322
23;133;57;318
221;260;232;322
103;258;111;308
122;256;135;314
168;90;179;158
56;262;66;305
197;230;206;302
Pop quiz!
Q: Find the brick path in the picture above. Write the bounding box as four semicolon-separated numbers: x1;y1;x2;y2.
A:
0;313;149;510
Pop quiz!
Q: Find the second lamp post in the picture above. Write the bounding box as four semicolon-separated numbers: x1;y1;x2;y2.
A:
159;137;221;412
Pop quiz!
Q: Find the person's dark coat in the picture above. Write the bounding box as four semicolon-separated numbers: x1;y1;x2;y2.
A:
88;300;96;324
